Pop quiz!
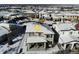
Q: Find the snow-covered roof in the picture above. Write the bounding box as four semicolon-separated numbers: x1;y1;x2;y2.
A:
51;14;63;19
44;21;54;25
51;11;79;17
24;10;35;13
31;18;39;22
63;13;79;16
39;10;47;14
0;23;10;30
59;35;76;44
24;22;54;34
58;11;79;16
0;26;9;36
70;31;79;38
56;22;76;31
0;11;15;17
43;14;50;18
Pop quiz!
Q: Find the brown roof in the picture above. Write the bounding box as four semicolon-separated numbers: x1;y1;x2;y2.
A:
75;23;79;30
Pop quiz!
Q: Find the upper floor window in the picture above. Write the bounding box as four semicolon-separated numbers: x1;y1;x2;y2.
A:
29;32;34;36
46;34;52;38
29;32;43;36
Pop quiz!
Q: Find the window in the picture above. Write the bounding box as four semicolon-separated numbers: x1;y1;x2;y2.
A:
29;32;42;36
78;31;79;34
70;31;72;34
39;33;42;36
29;32;34;36
46;34;52;38
34;33;39;36
47;35;49;38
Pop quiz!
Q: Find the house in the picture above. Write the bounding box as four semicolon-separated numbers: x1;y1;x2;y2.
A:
21;22;55;51
55;21;76;35
56;22;79;51
58;34;79;51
